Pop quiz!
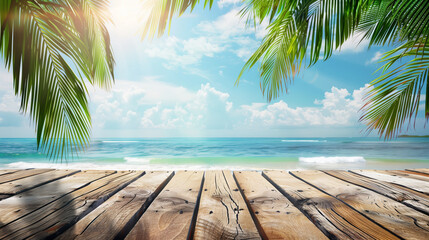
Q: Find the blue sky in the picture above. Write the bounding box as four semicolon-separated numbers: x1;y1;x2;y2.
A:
0;0;428;138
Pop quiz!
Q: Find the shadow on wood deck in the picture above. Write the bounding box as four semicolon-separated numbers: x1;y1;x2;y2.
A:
0;168;428;239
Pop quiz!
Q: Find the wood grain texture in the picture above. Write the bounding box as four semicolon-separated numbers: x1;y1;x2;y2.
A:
58;171;173;240
125;171;203;240
194;171;260;240
264;170;399;240
0;171;143;239
234;171;327;240
0;169;22;177
407;169;429;175
0;169;79;196
0;170;115;228
0;168;54;184
325;170;429;215
381;170;429;182
293;170;429;239
352;170;429;195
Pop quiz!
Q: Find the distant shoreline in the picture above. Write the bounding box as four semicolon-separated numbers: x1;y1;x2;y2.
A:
398;135;429;138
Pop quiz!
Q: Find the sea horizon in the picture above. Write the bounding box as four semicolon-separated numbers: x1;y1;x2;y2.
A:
1;137;429;171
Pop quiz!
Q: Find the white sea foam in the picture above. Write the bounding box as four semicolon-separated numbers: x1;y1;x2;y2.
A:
124;157;152;163
101;141;139;143
282;140;327;143
5;161;275;171
299;156;366;164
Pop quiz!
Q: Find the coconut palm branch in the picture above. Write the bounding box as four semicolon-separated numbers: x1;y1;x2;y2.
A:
361;43;429;139
144;0;429;139
0;0;114;160
140;0;214;39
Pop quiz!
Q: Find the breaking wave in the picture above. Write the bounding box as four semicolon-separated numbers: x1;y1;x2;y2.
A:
299;156;365;164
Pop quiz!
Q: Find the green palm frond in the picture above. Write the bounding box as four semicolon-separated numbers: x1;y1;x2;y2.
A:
237;0;370;100
0;0;114;160
140;0;214;39
361;44;429;139
146;0;429;139
237;8;303;101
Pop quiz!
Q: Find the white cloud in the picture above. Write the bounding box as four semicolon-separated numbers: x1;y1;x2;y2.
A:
91;76;195;105
366;51;383;65
0;68;20;113
145;7;269;71
0;93;20;112
140;83;233;129
90;78;233;130
0;68;13;91
145;36;225;69
90;77;196;128
336;33;370;54
218;0;242;8
241;85;371;127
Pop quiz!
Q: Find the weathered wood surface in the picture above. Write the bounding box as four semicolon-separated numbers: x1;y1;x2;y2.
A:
0;170;115;227
408;168;429;175
0;169;79;197
125;171;203;240
380;170;429;182
352;169;429;195
325;170;429;215
58;171;173;240
0;168;53;184
194;170;260;240
234;171;327;239
0;168;428;240
0;169;22;176
293;170;429;239
0;171;143;239
264;170;399;240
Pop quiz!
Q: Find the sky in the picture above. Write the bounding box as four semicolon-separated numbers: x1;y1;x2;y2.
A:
0;0;428;138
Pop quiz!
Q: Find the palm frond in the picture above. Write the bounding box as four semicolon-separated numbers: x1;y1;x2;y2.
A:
359;0;429;53
145;0;429;139
141;0;214;39
0;0;114;160
361;44;429;139
238;0;370;100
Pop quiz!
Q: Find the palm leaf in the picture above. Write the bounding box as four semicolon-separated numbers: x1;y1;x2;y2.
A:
143;0;429;139
361;43;429;139
0;0;114;160
140;0;214;39
237;0;370;99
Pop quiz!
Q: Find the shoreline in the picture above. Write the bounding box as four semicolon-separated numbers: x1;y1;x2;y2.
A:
3;159;429;172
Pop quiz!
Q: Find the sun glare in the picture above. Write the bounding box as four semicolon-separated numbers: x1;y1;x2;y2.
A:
109;0;149;36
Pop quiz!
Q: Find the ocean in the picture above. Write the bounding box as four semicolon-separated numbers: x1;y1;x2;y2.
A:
0;137;428;170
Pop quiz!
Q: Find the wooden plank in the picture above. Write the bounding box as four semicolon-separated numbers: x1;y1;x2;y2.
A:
407;168;429;175
125;171;203;240
0;168;54;184
264;170;399;240
0;170;115;227
325;170;429;215
0;170;143;239
57;171;173;240
352;170;429;195
398;170;429;179
234;171;327;239
381;170;429;182
0;169;79;197
292;170;429;239
194;171;260;239
0;169;22;176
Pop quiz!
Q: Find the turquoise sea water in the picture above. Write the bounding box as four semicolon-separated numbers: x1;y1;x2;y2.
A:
0;137;429;170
